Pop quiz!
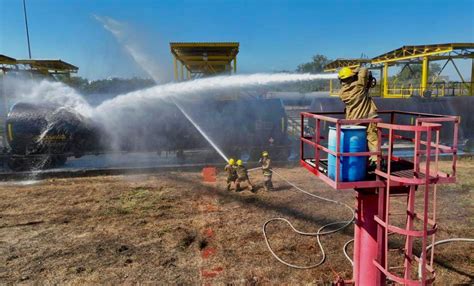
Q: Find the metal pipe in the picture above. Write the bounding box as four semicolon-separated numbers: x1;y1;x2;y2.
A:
22;0;32;59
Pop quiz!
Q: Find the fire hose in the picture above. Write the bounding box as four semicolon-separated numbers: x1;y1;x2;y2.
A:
261;169;474;275
262;169;355;269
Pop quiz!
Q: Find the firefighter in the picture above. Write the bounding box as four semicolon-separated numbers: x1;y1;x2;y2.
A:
259;151;273;191
338;66;378;168
235;159;254;192
224;158;237;191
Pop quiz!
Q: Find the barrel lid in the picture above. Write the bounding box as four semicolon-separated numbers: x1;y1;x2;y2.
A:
329;125;367;130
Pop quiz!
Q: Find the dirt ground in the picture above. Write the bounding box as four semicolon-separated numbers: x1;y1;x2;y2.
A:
0;160;473;285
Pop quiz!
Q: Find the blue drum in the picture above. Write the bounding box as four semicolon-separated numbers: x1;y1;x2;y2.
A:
328;125;367;182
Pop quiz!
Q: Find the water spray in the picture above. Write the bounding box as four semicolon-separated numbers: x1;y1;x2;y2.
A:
172;99;229;162
94;15;336;164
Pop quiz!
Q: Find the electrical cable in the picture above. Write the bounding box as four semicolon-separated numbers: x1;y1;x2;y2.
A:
262;169;355;269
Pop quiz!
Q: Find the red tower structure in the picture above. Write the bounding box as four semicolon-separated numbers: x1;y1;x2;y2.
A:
300;110;459;285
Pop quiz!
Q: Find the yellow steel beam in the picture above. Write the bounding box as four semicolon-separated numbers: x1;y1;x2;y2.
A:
421;56;429;95
233;57;237;73
173;56;178;81
180;61;184;81
185;61;230;65
372;48;453;64
383;63;389;97
178;55;233;61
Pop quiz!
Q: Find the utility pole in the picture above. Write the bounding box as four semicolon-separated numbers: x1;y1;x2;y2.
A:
23;0;32;59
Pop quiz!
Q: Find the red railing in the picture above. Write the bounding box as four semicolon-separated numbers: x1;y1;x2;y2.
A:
300;111;459;190
300;110;460;285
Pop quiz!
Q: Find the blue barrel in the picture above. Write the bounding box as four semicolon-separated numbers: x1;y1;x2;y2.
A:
328;125;367;182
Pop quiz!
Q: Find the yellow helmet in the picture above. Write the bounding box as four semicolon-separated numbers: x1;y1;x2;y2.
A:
237;159;243;166
228;158;235;165
338;67;354;80
262;151;269;157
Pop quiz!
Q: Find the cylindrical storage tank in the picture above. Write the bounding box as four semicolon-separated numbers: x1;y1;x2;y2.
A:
328;125;367;182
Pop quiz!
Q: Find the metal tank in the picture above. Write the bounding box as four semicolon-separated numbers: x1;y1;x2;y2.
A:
3;98;290;170
5;102;102;170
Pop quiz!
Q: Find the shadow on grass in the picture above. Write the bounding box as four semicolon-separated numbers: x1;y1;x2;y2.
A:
163;173;355;237
163;172;474;281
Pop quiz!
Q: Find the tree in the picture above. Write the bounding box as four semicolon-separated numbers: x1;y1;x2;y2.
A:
296;54;331;74
58;76;89;90
294;54;332;92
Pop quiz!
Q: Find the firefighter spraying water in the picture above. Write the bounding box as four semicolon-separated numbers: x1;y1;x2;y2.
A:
337;67;378;168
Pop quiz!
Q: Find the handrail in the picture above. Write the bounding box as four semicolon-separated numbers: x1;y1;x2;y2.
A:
300;110;458;188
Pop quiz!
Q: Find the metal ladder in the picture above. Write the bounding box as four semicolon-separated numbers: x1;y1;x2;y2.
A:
373;121;441;285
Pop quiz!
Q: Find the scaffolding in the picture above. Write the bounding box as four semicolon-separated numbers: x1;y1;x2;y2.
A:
170;42;239;81
324;43;474;98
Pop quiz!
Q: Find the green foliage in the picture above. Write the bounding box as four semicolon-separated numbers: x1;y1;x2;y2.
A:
296;54;331;74
292;54;332;92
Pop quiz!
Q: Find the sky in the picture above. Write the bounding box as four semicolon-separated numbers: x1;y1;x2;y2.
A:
1;0;473;81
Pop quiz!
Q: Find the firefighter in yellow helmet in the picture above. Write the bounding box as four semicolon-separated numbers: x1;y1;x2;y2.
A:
259;151;273;191
235;159;254;192
224;158;237;191
338;66;378;168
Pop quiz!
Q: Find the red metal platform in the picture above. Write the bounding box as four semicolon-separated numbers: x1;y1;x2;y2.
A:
300;110;459;286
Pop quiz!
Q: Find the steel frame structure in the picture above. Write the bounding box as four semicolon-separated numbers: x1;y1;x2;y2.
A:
324;43;474;98
170;42;239;81
300;110;459;285
0;54;78;76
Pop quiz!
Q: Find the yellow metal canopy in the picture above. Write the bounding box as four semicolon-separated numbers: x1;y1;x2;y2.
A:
16;59;78;74
324;43;474;98
0;54;78;75
170;42;239;80
0;54;17;65
371;43;474;64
